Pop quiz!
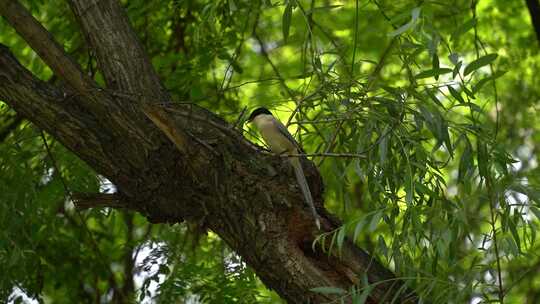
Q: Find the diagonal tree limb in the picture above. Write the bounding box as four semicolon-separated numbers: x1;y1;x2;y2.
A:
0;45;106;166
0;41;417;304
0;0;195;217
0;41;204;223
0;0;95;93
67;0;170;102
0;0;120;120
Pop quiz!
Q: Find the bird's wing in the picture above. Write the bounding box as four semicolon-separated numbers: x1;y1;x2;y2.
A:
274;120;304;153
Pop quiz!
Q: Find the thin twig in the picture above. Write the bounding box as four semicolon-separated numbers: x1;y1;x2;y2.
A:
39;131;124;298
72;192;123;210
470;2;504;302
280;152;366;159
317;37;396;167
233;106;247;129
217;2;257;98
253;31;296;99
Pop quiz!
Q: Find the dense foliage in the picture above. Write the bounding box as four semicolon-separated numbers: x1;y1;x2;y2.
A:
1;0;539;303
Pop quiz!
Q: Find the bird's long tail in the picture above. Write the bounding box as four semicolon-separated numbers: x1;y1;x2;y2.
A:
290;157;321;229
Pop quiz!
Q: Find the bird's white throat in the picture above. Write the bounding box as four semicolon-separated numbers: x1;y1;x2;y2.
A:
251;113;275;130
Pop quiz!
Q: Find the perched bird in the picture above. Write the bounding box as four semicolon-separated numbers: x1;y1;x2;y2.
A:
247;107;321;229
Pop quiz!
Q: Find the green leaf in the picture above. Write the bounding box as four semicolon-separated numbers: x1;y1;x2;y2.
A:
381;85;405;98
414;68;452;79
432;54;440;78
353;217;367;241
336;226;346;252
425;88;444;108
447;85;465;104
415;181;435;198
464;54;498;76
369;211;383;232
452;60;462;79
462;85;476;99
355;285;373;304
378;235;388;258
442;119;453;157
531;221;537;244
477;140;489;178
504;235;520;256
509;213;522;253
451;18;477;41
390;283;409;303
411;7;421;22
388;22;414;37
379;128;389;165
531;206;540;221
310;287;347;295
388;7;421;37
472;70;507;94
432;54;439;68
282;2;293;42
404;172;414;204
328;226;338;256
389;10;413;24
458;137;473;182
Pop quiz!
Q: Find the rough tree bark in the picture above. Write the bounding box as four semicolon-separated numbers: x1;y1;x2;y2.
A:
526;0;540;45
0;0;416;303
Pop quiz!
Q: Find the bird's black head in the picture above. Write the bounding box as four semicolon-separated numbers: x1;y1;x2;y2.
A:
247;107;272;122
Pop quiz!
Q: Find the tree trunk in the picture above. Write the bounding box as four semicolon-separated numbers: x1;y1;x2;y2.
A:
0;0;416;302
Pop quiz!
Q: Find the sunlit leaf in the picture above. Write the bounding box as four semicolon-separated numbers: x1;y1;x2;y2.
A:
369;211;383;232
282;2;293;42
415;68;452;80
464;54;498;76
472;70;507;94
388;7;421;37
447;85;465;104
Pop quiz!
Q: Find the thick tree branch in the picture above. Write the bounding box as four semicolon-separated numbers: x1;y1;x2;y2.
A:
68;0;170;102
0;0;95;93
0;44;188;217
0;1;417;302
0;42;417;303
526;0;540;45
0;45;107;168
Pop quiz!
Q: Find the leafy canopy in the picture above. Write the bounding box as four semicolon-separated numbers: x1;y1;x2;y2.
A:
1;0;539;303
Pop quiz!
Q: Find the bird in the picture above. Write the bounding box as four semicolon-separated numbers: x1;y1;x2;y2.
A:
247;107;321;229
